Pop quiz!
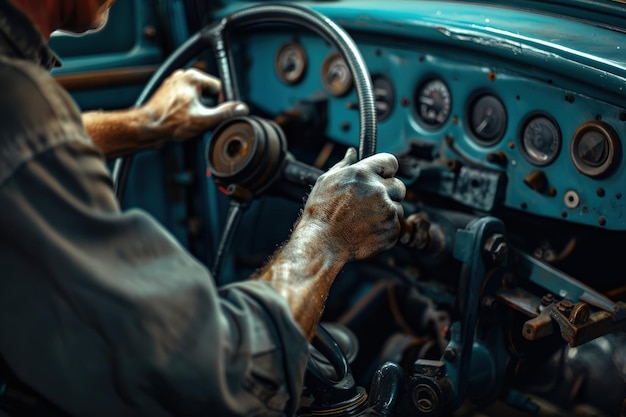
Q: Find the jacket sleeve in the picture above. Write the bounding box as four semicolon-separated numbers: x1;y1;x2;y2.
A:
0;60;309;417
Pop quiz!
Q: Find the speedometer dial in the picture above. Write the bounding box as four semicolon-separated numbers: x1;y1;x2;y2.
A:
414;78;451;129
321;52;352;96
275;41;307;85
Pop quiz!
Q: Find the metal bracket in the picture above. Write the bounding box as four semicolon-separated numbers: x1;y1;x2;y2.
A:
411;216;507;415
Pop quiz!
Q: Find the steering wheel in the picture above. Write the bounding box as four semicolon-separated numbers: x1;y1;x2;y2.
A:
112;3;377;280
112;3;376;196
111;3;377;411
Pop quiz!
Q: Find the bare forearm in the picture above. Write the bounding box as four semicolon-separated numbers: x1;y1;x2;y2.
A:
81;70;249;158
252;222;349;340
82;108;156;158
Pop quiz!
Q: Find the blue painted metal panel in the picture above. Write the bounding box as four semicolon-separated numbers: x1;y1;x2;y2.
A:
216;1;626;230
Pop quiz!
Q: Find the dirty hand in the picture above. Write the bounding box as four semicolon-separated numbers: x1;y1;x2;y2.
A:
140;68;249;145
299;148;406;261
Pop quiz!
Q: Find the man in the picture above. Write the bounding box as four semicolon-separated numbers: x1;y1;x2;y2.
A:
0;0;406;416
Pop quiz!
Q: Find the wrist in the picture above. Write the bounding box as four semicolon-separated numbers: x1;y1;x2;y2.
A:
291;217;351;266
131;106;165;149
81;107;162;158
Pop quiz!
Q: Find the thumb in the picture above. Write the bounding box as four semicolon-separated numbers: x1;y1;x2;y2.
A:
201;101;249;123
328;147;358;171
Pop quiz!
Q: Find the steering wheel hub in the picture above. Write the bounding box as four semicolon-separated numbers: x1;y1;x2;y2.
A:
207;116;287;196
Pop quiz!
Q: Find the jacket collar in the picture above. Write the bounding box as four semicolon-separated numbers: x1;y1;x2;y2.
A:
0;0;60;70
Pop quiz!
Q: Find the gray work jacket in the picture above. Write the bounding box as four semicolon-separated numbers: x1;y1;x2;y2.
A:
0;1;308;415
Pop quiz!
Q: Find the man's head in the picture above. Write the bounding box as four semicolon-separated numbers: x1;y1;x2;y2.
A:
57;0;117;34
11;0;116;38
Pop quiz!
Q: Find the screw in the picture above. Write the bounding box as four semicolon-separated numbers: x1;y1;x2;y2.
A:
540;293;554;306
557;300;574;315
484;234;508;265
143;25;157;40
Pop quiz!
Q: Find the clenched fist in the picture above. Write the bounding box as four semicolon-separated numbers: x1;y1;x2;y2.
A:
299;148;406;261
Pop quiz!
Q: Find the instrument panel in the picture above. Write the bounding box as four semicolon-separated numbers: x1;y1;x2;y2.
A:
235;3;626;231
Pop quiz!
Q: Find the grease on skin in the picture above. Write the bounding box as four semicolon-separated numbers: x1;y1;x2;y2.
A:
254;220;346;339
251;150;405;340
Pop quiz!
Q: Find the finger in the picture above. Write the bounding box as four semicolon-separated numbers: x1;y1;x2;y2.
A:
328;147;358;171
394;201;404;222
199;101;249;121
384;177;406;202
184;68;222;95
356;153;399;178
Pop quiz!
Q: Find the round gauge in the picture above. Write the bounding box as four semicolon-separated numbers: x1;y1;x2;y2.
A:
570;121;621;178
467;92;507;146
520;113;562;166
275;41;307;85
414;78;451;129
372;74;395;122
321;52;352;96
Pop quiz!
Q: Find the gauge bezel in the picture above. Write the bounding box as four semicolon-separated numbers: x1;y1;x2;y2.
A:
519;112;562;167
413;77;452;130
570;121;621;178
321;52;353;97
466;90;507;147
274;41;307;85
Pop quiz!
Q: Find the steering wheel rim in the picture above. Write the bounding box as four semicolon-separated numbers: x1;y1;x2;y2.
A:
112;2;377;201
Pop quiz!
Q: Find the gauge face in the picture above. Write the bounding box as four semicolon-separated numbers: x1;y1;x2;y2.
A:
577;131;608;166
275;41;307;85
415;78;451;129
321;52;352;96
520;114;561;166
467;93;507;146
570;121;621;177
372;74;395;122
